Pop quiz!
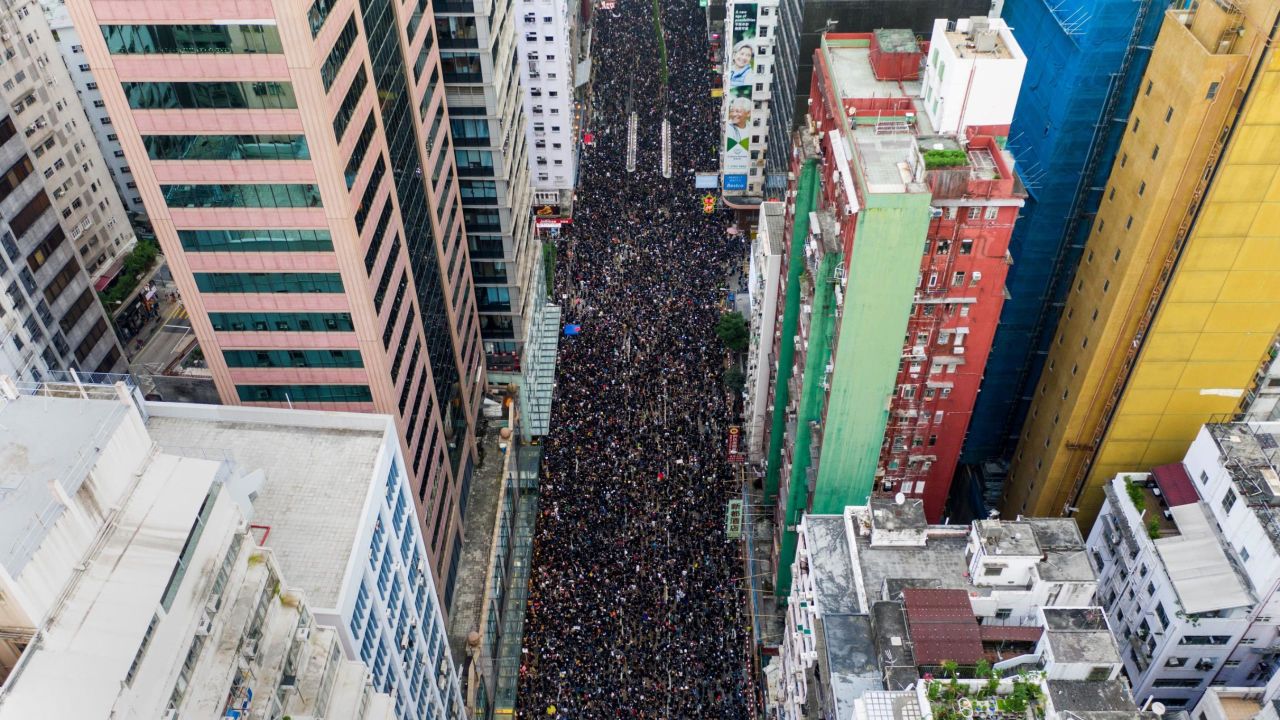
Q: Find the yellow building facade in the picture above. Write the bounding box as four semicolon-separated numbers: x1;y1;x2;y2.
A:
1004;0;1280;525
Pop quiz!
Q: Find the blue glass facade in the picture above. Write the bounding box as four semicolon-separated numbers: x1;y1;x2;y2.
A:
960;0;1167;475
347;457;464;720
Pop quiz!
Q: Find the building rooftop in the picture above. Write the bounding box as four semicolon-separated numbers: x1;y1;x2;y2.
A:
807;515;861;614
944;28;1014;59
823;614;882;719
1026;519;1096;582
1154;501;1253;614
760;201;785;256
975;519;1042;557
903;588;982;664
1041;608;1122;666
869;496;927;531
0;450;223;718
1045;679;1144;718
0;393;129;574
1209;423;1280;551
147;408;386;609
822;38;933;194
1152;462;1199;507
854;528;972;600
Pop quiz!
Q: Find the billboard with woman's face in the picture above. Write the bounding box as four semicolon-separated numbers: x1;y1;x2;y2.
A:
722;2;757;190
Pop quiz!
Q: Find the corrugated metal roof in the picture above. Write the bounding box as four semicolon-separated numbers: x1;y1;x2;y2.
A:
904;589;983;664
979;625;1043;643
1155;504;1252;615
1152;462;1198;507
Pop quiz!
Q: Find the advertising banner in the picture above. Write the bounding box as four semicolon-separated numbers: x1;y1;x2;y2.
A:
722;2;757;191
727;425;746;463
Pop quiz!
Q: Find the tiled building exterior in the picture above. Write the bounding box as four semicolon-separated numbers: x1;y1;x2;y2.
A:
67;0;485;591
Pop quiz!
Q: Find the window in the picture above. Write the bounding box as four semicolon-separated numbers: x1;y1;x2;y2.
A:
1164;656;1187;668
101;24;284;54
308;0;339;36
960;239;972;255
1241;546;1250;562
124;615;160;686
1132;117;1140;133
1223;488;1237;514
1151;144;1160;161
1178;635;1231;645
208;311;355;332
161;184;321;208
1165;106;1173;123
952;271;965;287
224;348;363;369
1200;470;1209;484
194;272;344;294
122;81;297;110
333;66;369;141
236;384;373;403
160;483;220;609
179;229;332;253
143;134;309;161
1207;81;1220;99
320;15;360;90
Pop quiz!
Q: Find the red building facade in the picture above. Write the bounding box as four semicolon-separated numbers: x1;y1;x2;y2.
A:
881;136;1024;519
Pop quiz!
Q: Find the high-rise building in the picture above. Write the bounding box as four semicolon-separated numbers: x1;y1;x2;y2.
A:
436;0;540;375
0;103;124;380
67;0;486;588
958;0;1167;502
515;0;579;216
756;0;994;197
1087;422;1280;711
0;0;135;278
41;0;145;215
761;21;1026;593
0;375;463;720
1002;0;1280;523
720;0;779;200
744;200;784;463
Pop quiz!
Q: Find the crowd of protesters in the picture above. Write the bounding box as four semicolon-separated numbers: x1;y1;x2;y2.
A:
516;0;752;716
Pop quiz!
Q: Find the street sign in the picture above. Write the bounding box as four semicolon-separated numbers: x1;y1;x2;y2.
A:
726;499;744;539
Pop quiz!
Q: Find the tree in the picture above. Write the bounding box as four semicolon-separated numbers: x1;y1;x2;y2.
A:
723;367;745;394
715;311;749;352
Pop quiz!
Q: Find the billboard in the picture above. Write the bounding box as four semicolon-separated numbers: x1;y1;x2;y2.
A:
722;2;757;191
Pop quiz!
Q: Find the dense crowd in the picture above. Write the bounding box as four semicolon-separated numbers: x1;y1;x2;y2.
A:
515;0;752;716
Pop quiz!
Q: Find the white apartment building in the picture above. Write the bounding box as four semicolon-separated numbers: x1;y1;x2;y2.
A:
1244;342;1280;423
0;0;134;277
745;200;783;462
0;103;123;379
0;375;464;720
720;0;778;198
773;497;1100;720
1191;671;1280;720
1087;422;1280;712
919;17;1026;137
40;0;143;215
516;0;577;205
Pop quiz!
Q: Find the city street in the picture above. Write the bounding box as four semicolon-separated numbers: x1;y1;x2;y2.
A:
516;0;753;716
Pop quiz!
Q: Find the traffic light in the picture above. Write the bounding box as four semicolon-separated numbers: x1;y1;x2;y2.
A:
702;195;716;214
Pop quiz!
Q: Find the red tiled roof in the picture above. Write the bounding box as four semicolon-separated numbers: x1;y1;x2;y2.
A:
904;589;983;665
979;625;1043;643
1152;462;1198;507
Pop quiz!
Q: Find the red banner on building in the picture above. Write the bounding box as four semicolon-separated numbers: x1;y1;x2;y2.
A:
727;425;745;464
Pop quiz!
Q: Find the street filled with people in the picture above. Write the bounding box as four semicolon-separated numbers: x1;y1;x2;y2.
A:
516;0;752;716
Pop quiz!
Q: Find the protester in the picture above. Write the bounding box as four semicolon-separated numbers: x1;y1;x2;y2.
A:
515;0;751;716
